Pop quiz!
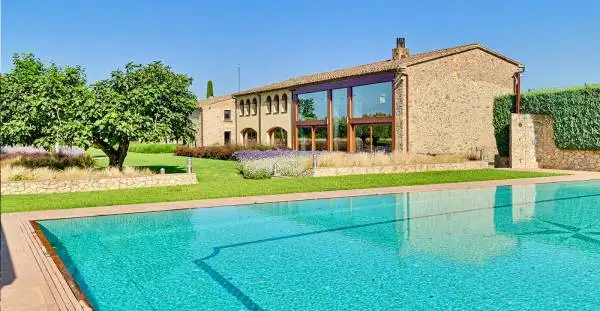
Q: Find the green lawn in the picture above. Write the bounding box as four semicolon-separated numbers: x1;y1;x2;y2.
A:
0;152;560;213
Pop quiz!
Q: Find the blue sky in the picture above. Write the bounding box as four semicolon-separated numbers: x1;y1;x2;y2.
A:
2;0;599;97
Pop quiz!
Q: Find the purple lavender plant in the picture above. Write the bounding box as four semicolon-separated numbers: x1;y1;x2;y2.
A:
233;149;320;161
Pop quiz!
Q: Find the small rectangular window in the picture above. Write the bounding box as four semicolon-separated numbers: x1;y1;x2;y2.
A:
224;131;231;145
224;110;232;121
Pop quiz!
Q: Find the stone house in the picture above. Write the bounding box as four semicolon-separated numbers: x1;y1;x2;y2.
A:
196;38;522;159
193;95;236;146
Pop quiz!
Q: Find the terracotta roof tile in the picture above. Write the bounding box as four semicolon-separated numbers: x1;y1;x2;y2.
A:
197;94;234;107
234;43;521;96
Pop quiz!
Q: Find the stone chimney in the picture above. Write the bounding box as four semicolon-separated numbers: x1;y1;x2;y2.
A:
392;37;409;60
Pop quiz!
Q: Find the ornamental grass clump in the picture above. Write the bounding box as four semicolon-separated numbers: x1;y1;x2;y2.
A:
1;164;152;182
316;152;468;168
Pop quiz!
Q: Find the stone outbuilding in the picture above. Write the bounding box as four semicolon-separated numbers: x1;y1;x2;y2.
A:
193;95;236;147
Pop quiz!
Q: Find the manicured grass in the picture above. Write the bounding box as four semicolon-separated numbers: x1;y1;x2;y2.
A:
1;153;560;213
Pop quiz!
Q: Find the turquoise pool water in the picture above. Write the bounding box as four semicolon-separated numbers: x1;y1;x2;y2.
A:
39;180;600;310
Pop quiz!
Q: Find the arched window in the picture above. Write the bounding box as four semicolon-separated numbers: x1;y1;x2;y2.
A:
281;93;288;113
266;96;272;114
239;100;245;116
273;95;280;114
245;99;251;116
252;98;258;115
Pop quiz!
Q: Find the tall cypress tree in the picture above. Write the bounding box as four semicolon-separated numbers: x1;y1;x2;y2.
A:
206;80;214;98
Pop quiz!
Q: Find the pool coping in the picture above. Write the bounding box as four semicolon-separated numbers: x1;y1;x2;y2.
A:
2;169;600;311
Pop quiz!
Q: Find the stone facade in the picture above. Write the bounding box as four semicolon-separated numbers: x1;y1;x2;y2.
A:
313;161;490;177
1;173;197;195
196;40;520;156
404;49;517;160
510;113;600;171
194;96;236;146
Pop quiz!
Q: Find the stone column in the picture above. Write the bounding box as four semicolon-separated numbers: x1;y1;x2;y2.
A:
393;69;405;152
510;113;538;169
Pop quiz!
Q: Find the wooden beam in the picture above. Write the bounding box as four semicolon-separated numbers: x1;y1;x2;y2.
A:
293;94;299;150
347;87;355;152
296;120;327;127
349;116;394;125
327;89;333;151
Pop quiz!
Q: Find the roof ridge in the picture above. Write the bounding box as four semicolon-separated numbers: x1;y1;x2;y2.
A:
234;42;520;96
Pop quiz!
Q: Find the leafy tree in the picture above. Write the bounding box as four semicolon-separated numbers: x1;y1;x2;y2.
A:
84;62;197;168
298;98;317;120
354;113;392;149
206;80;214;98
0;54;89;148
1;55;197;169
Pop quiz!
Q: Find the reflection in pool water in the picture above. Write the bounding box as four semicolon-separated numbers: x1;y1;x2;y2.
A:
39;180;600;310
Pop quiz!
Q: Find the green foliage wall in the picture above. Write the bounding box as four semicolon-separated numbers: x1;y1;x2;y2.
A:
493;85;600;156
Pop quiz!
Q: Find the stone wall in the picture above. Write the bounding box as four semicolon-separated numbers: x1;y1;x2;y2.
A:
405;48;518;160
313;161;490;177
1;173;197;195
510;113;600;171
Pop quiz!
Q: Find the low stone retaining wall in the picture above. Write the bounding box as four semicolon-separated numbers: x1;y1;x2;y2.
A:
1;173;197;195
313;161;490;177
511;114;600;171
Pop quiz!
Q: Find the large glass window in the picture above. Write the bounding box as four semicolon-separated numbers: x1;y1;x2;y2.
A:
297;127;312;151
297;91;327;121
315;126;328;151
354;124;393;152
332;88;347;151
352;82;392;118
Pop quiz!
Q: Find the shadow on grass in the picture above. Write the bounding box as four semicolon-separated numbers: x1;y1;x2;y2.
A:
137;165;186;174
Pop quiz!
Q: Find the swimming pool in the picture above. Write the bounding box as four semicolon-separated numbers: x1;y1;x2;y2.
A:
38;180;600;310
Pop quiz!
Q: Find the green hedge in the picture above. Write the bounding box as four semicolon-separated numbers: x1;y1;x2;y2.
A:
493;85;600;156
128;143;178;154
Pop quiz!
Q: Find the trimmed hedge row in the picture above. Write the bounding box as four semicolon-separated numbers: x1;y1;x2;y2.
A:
493;85;600;156
128;143;178;154
174;145;280;160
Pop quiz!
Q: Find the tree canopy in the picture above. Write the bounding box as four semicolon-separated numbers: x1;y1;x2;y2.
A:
1;54;198;169
0;54;89;147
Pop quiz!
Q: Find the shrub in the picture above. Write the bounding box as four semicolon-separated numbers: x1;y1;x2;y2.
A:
238;156;312;179
16;154;96;170
493;85;600;156
233;150;319;161
128;143;177;154
174;144;281;160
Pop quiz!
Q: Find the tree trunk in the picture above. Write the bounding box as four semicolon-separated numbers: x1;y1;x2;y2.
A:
94;139;130;171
